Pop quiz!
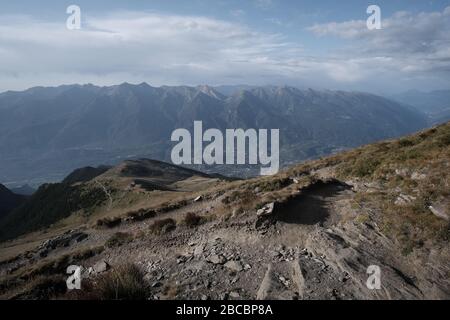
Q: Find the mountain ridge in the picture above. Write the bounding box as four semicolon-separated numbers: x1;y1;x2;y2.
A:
0;83;429;187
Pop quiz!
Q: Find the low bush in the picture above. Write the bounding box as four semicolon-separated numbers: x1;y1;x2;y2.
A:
69;264;148;300
96;217;122;229
105;232;133;248
149;218;176;235
183;212;205;228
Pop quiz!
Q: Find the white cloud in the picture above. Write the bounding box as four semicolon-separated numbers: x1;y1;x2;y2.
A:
0;11;302;90
307;6;450;75
0;8;449;93
303;6;450;91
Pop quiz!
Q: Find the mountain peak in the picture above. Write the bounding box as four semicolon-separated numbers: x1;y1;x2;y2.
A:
196;85;226;100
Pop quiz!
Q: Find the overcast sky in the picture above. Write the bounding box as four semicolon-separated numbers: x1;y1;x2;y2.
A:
0;0;449;94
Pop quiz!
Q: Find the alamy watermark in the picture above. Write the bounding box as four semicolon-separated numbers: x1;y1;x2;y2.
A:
66;5;81;30
66;265;82;290
366;265;381;290
65;5;381;31
171;121;279;175
367;5;381;30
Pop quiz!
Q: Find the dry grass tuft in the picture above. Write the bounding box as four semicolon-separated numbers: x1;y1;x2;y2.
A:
149;218;176;235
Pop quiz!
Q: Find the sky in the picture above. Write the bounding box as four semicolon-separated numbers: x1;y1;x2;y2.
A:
0;0;449;94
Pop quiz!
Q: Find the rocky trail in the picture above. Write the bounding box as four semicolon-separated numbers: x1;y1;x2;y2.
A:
1;176;449;300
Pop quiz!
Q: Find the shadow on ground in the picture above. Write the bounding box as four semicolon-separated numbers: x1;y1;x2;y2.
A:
274;180;351;225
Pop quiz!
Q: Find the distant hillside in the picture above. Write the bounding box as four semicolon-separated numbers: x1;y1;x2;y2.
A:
392;90;450;125
0;84;428;185
63;166;111;184
0;159;222;241
0;184;27;219
10;184;35;196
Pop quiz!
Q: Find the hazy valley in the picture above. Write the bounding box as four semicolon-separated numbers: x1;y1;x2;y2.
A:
0;84;436;187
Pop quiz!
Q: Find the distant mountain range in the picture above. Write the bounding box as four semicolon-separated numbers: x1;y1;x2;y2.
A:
0;83;430;186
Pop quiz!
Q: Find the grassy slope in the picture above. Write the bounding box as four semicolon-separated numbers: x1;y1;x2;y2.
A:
287;121;450;248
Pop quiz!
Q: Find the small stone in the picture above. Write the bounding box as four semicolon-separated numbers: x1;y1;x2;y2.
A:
429;205;449;221
194;244;205;256
93;260;109;273
176;257;185;264
229;291;240;298
411;172;426;180
395;194;416;206
257;203;275;216
271;251;281;258
224;260;244;272
244;264;252;270
207;254;226;265
194;196;203;202
219;293;228;300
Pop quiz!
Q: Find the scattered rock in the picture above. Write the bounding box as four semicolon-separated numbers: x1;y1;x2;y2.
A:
194;196;203;202
271;251;281;258
411;172;426;180
395;194;416;206
256;264;291;300
229;291;240;298
93;260;109;273
291;259;306;299
36;231;88;255
395;168;409;177
218;293;228;300
429;205;449;221
257;203;275;217
224;260;244;272
207;254;226;265
194;244;205;256
278;276;290;287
